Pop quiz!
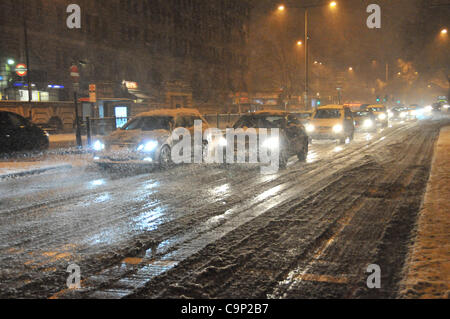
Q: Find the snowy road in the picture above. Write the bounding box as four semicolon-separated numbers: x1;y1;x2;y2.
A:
0;118;448;298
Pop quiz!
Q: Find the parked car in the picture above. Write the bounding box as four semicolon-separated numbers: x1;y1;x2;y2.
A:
367;104;389;127
353;109;377;132
93;108;213;168
230;110;309;168
0;111;49;154
305;105;355;144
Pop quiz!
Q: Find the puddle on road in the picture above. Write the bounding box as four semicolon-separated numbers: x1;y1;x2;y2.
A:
90;179;105;187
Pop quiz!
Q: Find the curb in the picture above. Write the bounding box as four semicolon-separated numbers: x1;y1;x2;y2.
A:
0;164;73;180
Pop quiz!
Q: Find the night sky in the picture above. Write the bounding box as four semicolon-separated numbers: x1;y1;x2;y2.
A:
249;0;449;104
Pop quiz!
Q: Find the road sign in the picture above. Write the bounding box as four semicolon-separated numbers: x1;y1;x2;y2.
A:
70;65;80;83
15;63;27;77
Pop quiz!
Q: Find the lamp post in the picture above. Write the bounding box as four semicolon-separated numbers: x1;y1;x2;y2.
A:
279;2;337;110
22;0;32;103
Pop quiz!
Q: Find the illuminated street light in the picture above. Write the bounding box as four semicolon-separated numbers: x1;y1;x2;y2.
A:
441;28;448;35
349;67;353;71
279;1;338;110
7;59;15;65
297;40;303;46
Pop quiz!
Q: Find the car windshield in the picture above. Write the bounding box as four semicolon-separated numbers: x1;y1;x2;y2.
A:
369;107;386;112
354;111;370;117
294;113;312;119
314;109;342;119
234;115;285;129
123;116;173;131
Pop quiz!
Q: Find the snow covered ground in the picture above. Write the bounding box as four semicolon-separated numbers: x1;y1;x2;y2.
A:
0;154;91;178
0;119;448;299
400;126;450;299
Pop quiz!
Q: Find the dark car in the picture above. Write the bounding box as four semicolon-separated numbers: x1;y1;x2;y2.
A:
432;102;442;113
0;111;49;154
353;110;377;132
231;110;309;168
390;106;410;122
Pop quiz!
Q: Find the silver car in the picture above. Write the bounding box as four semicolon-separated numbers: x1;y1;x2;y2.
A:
93;109;211;168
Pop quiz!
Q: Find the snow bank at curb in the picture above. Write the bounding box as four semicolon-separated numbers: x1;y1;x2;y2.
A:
399;126;450;299
0;163;73;180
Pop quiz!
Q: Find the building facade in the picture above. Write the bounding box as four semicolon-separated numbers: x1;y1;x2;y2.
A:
0;0;251;114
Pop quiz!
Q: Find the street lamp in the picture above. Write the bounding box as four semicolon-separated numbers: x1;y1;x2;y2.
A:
277;1;337;110
7;59;15;65
441;28;448;35
297;40;303;46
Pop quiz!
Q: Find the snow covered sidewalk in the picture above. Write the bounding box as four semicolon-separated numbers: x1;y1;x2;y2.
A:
0;154;91;179
0;162;72;179
400;126;450;299
49;133;92;149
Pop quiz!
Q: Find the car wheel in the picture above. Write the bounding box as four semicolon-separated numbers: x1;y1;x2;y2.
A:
297;141;308;162
159;145;172;169
279;149;288;169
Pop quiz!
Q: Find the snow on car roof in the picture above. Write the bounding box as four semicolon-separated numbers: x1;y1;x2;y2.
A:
317;105;346;109
251;110;287;116
136;108;203;118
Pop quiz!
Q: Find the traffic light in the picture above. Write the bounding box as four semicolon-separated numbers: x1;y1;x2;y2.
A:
317;99;321;106
376;96;381;103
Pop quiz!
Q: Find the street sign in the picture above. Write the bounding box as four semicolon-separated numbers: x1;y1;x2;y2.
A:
15;63;27;77
70;65;80;83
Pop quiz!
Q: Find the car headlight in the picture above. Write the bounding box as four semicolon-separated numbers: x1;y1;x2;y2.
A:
262;137;279;149
219;137;228;147
400;112;407;118
378;113;387;120
364;119;373;128
333;124;343;133
388;111;393;117
444;104;449;109
138;141;158;152
306;124;315;133
93;140;105;151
